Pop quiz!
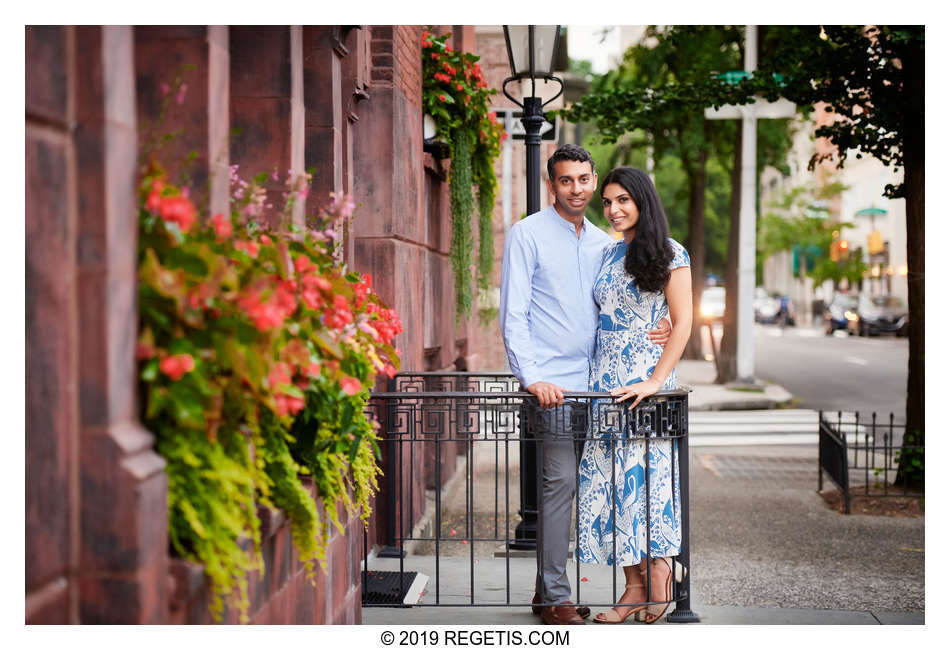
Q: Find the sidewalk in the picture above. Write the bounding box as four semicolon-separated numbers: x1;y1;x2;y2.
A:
362;361;924;625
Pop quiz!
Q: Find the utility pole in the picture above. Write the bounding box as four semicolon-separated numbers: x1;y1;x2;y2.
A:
705;25;795;381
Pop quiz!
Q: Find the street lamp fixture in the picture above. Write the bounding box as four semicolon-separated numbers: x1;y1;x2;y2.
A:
502;25;564;217
501;25;563;550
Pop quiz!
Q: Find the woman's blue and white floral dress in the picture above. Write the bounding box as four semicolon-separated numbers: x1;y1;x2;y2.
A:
576;238;690;566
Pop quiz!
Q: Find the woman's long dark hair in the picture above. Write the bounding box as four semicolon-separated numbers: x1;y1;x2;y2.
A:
601;166;673;293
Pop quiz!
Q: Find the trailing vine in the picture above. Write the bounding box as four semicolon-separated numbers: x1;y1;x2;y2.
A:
449;130;475;320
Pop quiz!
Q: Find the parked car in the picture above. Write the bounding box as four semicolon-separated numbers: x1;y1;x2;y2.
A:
846;294;908;337
754;290;795;326
823;292;858;335
700;286;725;322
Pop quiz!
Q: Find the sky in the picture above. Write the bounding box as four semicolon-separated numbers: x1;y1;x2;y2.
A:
567;25;647;74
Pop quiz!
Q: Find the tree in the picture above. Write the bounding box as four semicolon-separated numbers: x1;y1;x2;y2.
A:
715;26;924;488
565;26;746;360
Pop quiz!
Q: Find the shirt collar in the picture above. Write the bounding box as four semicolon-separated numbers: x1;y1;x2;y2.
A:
548;205;587;237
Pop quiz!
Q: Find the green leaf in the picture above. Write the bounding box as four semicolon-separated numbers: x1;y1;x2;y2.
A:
165;247;209;276
141;359;159;382
347;435;362;462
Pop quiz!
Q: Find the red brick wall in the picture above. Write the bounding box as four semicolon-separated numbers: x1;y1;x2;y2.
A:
169;488;364;624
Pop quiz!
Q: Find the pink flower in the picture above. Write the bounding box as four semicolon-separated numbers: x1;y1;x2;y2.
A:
176;83;188;105
159;354;195;381
260;234;273;246
383;364;397;379
339;375;363;396
160;82;170;97
358;321;380;341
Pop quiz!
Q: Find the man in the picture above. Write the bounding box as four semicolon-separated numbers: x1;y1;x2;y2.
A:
499;144;669;625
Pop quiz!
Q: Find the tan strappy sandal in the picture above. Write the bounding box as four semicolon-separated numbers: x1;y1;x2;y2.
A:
592;583;648;624
635;558;687;624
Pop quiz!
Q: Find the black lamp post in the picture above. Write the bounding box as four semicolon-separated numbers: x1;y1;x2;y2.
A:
502;25;563;550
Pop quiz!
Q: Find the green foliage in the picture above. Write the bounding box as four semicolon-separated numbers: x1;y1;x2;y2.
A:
570;26;793;276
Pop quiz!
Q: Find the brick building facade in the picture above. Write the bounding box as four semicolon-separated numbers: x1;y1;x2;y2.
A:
26;24;481;624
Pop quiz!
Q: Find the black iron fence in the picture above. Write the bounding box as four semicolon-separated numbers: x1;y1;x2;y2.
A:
818;411;924;514
362;372;699;623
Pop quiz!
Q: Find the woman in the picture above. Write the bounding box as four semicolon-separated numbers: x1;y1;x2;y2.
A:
575;167;692;624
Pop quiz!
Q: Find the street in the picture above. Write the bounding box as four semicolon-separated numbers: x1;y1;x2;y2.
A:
752;323;909;423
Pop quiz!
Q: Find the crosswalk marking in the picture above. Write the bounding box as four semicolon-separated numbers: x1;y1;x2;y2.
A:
687;409;869;447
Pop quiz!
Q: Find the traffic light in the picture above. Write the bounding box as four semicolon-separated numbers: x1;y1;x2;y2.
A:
830;237;849;261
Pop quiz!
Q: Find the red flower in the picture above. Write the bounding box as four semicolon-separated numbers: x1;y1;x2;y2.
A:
305;361;322;378
160;353;195;381
146;190;161;213
457;84;464;91
135;342;156;360
269;362;293;389
234;240;259;258
439;95;447;102
211;212;232;241
383;364;397;379
301;288;324;311
274;394;306;417
339;375;363;396
159;196;196;233
260;234;273;246
294;255;313;273
431;52;439;60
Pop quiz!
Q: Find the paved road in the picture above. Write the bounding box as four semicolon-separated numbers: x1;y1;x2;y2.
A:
751;324;908;423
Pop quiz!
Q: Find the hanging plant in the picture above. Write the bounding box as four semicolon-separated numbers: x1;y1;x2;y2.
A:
422;28;506;320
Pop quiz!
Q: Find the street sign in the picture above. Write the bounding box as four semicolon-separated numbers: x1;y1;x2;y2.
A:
493;108;558;141
705;97;797;120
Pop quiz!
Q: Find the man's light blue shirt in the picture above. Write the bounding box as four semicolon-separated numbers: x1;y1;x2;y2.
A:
499;205;613;392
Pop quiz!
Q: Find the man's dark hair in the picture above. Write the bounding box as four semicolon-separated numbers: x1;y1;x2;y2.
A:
546;143;595;181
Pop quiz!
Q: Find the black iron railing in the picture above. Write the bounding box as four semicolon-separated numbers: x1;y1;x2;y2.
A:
818;411;924;514
362;372;699;623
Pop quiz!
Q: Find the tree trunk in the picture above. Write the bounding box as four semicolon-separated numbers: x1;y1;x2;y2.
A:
896;37;924;489
716;124;743;383
683;132;708;360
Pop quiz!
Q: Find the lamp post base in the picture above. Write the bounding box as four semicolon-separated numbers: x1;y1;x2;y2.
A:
509;516;537;550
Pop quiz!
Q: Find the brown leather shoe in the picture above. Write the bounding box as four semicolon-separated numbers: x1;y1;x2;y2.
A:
540;602;587;625
532;593;590;619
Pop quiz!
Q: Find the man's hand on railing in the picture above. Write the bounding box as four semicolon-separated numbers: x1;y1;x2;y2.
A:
525;381;568;409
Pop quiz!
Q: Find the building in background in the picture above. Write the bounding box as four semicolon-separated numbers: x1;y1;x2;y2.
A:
760;104;907;322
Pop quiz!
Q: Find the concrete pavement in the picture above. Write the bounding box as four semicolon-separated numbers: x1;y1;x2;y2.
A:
362;360;924;625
